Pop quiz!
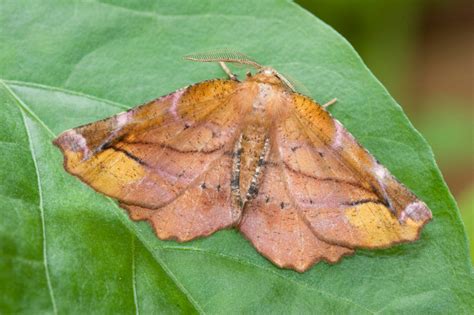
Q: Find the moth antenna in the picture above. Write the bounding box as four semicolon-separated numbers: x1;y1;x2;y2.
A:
277;71;311;95
185;48;263;70
271;70;297;92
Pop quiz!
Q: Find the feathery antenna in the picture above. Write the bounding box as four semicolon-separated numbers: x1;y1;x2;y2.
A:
185;49;263;70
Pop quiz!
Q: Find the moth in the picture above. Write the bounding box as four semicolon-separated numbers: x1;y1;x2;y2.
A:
54;52;432;272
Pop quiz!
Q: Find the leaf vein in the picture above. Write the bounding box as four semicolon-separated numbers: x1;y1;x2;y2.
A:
3;79;203;315
18;107;58;314
107;200;205;314
131;236;139;315
3;79;129;110
160;245;376;314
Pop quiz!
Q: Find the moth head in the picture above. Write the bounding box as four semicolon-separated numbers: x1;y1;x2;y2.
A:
252;67;296;92
183;50;296;91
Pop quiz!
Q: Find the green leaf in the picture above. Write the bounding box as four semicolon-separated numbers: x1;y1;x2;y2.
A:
1;0;472;313
459;185;474;262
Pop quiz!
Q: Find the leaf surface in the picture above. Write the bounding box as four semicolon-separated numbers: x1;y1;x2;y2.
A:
0;0;472;313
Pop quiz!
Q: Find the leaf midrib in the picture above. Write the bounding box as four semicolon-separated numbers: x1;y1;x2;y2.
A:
2;78;381;314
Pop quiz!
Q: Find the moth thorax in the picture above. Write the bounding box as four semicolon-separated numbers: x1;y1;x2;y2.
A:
252;83;273;112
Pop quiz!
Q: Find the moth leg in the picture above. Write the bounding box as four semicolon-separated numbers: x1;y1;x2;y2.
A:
219;61;238;80
322;98;337;109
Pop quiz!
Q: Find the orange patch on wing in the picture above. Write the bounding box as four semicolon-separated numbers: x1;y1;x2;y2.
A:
54;60;432;272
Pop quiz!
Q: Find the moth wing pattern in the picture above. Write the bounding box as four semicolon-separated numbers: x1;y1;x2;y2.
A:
238;140;354;272
54;65;432;272
54;79;254;239
276;94;432;249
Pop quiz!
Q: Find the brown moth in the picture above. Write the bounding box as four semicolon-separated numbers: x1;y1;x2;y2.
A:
53;52;432;272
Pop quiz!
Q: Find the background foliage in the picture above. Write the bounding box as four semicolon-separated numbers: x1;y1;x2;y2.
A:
1;0;472;313
297;0;474;259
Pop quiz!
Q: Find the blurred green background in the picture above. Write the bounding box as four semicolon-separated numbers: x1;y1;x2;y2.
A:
296;0;473;260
